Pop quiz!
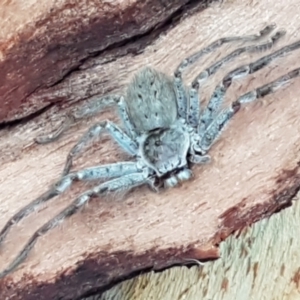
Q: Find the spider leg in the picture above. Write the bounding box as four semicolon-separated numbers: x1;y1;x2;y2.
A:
198;38;300;140
173;72;188;119
173;24;278;123
35;95;137;143
0;170;150;278
191;29;285;87
176;24;277;74
237;67;300;104
35;94;120;144
187;29;286;128
199;67;300;152
62;120;138;176
0;162;142;248
198;66;250;136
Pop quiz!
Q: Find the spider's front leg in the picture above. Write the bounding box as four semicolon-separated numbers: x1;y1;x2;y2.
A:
0;161;142;249
191;29;285;88
0;168;151;279
62;119;138;176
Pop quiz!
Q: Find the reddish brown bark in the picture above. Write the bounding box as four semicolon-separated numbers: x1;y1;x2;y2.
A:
1;0;300;299
0;0;201;123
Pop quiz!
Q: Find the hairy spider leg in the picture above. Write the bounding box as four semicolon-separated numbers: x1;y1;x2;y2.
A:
199;43;300;152
35;95;120;144
35;95;137;144
0;190;57;247
237;67;300;104
173;24;277;119
187;29;286;128
62;120;138;176
0;162;143;249
191;29;286;87
34;115;75;144
0;170;150;279
73;96;138;139
198;66;250;137
199;68;300;152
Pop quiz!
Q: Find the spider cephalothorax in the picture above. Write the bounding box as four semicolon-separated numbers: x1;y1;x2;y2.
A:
1;24;300;278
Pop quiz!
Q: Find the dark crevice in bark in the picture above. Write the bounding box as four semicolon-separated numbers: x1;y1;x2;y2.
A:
0;0;212;130
52;0;214;80
0;103;54;130
79;258;215;300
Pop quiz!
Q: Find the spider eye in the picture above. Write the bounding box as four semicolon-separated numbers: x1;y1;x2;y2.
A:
155;140;162;146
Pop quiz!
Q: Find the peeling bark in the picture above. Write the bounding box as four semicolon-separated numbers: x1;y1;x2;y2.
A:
1;0;300;299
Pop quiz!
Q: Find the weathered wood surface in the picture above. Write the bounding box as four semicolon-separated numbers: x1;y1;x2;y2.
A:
1;0;300;299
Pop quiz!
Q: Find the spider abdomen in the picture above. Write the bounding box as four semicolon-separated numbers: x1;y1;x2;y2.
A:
126;67;178;134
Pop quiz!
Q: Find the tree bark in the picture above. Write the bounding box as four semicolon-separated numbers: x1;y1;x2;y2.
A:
0;0;201;123
1;0;300;299
98;193;300;300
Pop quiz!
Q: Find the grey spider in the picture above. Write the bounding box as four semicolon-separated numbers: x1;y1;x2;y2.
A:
1;24;300;278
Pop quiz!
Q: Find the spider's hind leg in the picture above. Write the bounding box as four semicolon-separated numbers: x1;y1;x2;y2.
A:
189;29;286;129
198;37;300;152
173;24;278;121
198;66;250;137
199;67;300;153
237;67;300;104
